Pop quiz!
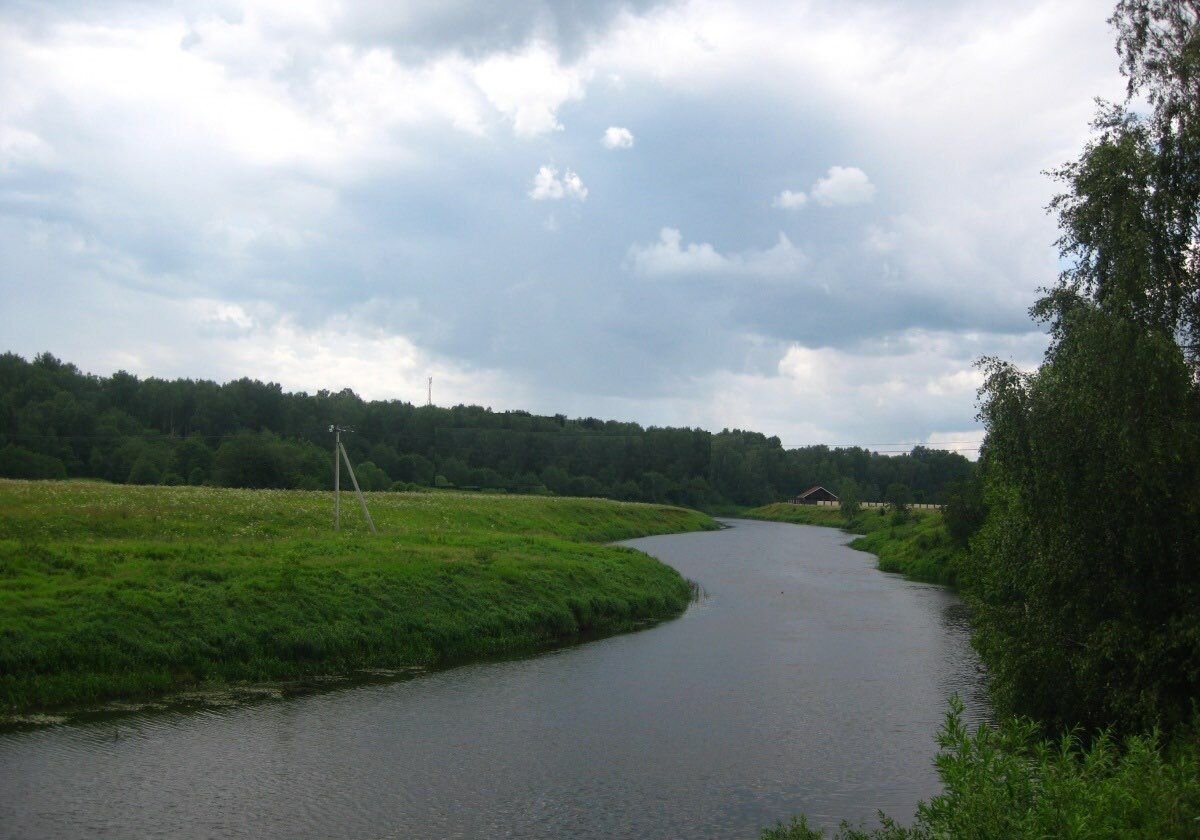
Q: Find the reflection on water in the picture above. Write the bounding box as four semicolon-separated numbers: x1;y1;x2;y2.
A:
0;518;988;839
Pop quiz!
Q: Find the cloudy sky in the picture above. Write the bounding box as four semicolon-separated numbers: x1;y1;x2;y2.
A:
0;0;1125;454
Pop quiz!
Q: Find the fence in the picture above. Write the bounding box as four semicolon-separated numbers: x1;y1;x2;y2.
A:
808;500;943;510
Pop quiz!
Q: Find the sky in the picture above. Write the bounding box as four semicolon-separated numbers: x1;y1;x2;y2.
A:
0;0;1126;455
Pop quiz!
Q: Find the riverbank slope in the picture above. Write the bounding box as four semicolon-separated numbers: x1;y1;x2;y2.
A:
742;503;961;587
0;480;716;716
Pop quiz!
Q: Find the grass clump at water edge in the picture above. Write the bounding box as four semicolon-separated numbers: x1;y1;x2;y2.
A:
0;479;717;716
742;503;961;587
761;698;1200;839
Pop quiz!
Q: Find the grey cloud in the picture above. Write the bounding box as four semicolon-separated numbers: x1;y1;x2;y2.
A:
334;0;670;61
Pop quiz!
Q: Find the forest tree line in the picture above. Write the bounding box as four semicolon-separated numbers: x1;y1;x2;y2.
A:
0;351;973;509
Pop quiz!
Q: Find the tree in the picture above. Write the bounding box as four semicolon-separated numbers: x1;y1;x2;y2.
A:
368;443;402;479
837;478;860;521
393;453;435;486
173;436;212;485
212;432;287;489
0;445;66;479
0;351;976;504
353;461;390;491
967;1;1200;735
971;308;1200;734
943;473;987;547
127;454;162;485
885;483;912;516
1041;3;1200;364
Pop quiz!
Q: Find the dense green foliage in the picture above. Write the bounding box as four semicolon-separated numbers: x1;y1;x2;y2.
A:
970;0;1200;737
0;352;972;508
762;700;1200;839
743;504;961;587
971;309;1200;734
0;480;715;715
1049;0;1200;365
941;474;986;548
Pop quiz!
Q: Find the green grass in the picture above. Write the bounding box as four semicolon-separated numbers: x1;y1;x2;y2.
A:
0;479;717;715
742;504;962;587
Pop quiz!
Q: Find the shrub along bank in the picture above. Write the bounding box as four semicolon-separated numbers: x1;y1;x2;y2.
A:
742;503;961;587
0;480;716;716
762;698;1200;839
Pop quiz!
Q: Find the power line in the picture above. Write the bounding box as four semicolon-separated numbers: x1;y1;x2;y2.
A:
0;431;246;442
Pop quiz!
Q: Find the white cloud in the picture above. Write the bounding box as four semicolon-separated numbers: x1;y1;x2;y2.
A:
3;273;525;410
697;333;996;450
546;328;1028;453
809;165;875;206
0;125;54;173
474;42;586;137
602;126;634;149
528;165;588;201
772;189;808;209
863;224;900;252
197;300;256;331
628;228;806;279
773;167;873;210
925;368;985;398
629;228;727;274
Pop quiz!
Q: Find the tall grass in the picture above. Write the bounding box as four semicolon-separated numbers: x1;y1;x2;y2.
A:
0;480;716;715
762;698;1200;839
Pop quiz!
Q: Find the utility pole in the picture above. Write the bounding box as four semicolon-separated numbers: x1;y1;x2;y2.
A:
330;425;377;534
339;440;377;534
332;425;341;530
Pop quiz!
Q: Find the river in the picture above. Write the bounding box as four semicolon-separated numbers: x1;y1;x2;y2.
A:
0;518;987;839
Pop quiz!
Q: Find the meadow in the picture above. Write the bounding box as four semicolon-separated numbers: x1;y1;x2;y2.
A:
0;480;716;716
742;503;960;587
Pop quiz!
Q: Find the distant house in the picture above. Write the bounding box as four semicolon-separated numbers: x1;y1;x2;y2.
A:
790;485;839;505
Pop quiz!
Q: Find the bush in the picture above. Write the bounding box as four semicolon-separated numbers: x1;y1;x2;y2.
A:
762;699;1200;839
393;453;435;485
884;482;912;515
838;479;861;521
352;460;390;491
212;431;328;490
0;445;66;480
126;454;162;486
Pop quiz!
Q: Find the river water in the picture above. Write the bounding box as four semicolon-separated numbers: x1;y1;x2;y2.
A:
0;518;987;839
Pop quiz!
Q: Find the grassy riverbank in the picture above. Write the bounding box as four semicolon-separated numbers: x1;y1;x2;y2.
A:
742;504;961;587
0;480;716;716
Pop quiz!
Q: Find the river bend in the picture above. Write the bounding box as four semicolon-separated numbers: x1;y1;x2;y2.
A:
0;518;987;839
